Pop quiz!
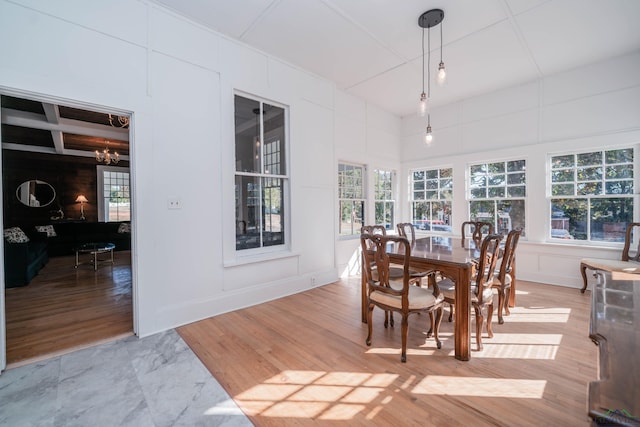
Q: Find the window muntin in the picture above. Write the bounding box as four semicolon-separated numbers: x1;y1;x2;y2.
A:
410;167;453;232
97;166;130;222
339;163;365;236
234;95;287;251
374;169;394;231
550;148;634;242
468;160;526;235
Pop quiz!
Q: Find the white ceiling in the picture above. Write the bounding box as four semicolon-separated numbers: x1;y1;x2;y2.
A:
150;0;640;118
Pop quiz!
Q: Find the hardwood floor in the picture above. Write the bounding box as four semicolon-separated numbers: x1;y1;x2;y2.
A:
4;250;133;367
179;278;597;426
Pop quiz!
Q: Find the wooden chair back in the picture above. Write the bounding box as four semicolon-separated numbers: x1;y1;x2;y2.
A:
461;221;494;247
621;222;640;262
396;223;416;245
496;228;522;284
474;234;502;305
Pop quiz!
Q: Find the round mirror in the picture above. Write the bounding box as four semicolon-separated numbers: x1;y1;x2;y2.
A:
16;180;56;208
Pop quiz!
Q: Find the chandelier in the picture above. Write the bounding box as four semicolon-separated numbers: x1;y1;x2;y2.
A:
95;141;119;165
108;113;129;128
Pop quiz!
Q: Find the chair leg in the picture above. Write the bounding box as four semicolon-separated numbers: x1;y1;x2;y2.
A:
580;263;589;293
497;289;506;325
448;303;454;322
401;314;409;363
426;312;434;337
432;307;443;349
384;311;395;328
366;304;374;346
503;287;511;316
486;303;494;340
474;305;484;351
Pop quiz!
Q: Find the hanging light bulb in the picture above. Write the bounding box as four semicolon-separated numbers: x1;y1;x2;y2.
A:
436;22;447;86
425;115;433;145
418;92;428;117
417;27;427;117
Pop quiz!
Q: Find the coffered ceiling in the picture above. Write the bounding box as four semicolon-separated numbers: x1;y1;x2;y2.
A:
150;0;640;117
1;95;129;158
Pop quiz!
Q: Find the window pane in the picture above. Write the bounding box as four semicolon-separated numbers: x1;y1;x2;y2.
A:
440;168;453;178
425;169;438;179
414;191;425;200
577;182;602;195
497;199;525;236
577;167;602;181
577;152;601;166
552;183;574;196
507;173;526;185
606;148;633;164
488;162;505;174
550;199;588;240
552;155;574;168
426;179;438;189
263;103;286;175
470;200;495;223
339;200;364;236
414;181;425;191
488;187;505;198
236;175;261;250
488;175;505;186
470;175;486;188
552;169;574;182
606;164;633;179
413;170;424;181
590;198;633;242
507;160;526;172
470;188;486;199
235;96;261;173
262;177;284;246
606;180;633;195
507;186;526;197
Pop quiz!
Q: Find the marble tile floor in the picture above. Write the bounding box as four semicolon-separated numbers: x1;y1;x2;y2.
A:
0;330;253;427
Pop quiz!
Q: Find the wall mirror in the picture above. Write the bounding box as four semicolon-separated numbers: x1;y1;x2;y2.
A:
16;179;56;208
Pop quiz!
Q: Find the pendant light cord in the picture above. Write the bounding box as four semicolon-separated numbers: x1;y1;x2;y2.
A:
427;26;431;98
421;27;425;95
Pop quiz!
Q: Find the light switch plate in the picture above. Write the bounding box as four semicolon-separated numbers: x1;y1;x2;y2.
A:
167;198;181;209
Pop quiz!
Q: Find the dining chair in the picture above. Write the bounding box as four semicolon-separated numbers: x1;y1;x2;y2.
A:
360;232;444;362
491;228;522;324
396;222;416;245
361;225;427;327
437;233;502;351
580;222;640;292
461;221;494;247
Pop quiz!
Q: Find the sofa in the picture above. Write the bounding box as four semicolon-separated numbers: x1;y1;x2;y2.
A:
42;221;131;257
3;227;49;288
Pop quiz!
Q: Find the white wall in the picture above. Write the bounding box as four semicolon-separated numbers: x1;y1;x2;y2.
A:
333;91;403;276
399;51;640;289
0;0;355;338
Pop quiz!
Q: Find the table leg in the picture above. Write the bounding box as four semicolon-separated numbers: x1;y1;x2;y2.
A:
75;250;79;268
94;251;98;271
454;265;471;361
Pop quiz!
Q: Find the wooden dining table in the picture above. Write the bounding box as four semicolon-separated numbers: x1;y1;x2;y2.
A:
361;236;506;361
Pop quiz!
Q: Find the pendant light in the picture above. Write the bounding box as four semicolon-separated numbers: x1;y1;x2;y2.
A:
437;22;447;86
417;27;427;117
418;9;445;144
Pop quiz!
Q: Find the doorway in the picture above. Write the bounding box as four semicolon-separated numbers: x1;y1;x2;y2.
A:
1;90;135;369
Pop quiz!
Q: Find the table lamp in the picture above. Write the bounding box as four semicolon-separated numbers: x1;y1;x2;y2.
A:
75;195;88;220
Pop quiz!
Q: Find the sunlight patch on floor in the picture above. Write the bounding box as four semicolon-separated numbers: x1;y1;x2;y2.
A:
502;307;571;322
235;370;398;419
413;376;546;398
472;333;562;359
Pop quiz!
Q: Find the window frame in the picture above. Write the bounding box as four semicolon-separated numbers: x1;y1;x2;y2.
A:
467;158;527;236
547;147;636;246
96;165;131;223
338;162;366;239
234;93;290;254
409;166;454;234
373;168;395;231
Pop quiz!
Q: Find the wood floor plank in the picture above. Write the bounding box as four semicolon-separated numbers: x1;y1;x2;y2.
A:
5;251;133;366
179;278;597;426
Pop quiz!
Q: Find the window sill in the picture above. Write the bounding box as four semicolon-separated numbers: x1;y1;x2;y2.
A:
224;250;300;268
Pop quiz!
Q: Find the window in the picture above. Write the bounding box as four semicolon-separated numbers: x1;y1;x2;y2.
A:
374;169;394;231
549;148;634;243
338;163;365;236
97;165;130;222
234;95;288;251
468;160;526;235
410;167;453;232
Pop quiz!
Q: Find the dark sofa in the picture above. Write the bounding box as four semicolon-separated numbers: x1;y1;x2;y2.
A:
3;230;49;288
45;221;131;257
